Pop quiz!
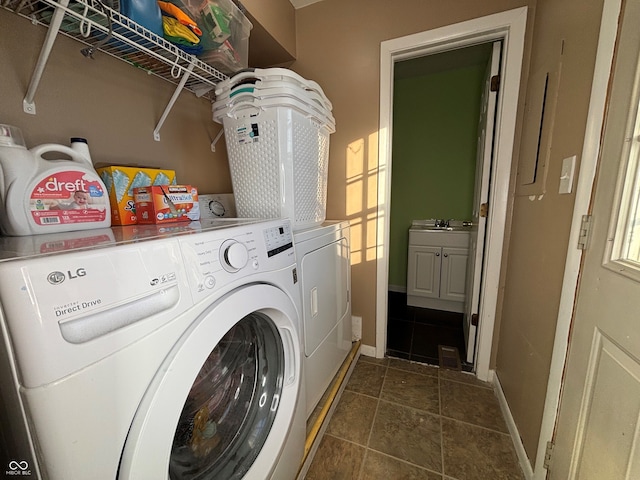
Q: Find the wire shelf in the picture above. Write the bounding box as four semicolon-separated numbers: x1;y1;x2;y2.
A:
3;0;228;99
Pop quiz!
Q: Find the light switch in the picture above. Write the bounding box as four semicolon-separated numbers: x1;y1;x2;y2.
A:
559;155;576;194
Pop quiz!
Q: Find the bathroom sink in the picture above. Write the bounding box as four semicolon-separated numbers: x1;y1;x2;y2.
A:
410;225;470;232
410;219;472;232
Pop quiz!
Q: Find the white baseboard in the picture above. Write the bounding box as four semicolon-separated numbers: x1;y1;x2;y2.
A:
360;344;377;358
352;316;362;341
492;370;534;480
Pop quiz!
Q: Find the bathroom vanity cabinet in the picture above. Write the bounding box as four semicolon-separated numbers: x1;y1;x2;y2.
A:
406;229;470;312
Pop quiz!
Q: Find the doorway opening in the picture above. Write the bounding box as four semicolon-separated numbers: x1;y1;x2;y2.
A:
386;43;496;370
376;7;528;381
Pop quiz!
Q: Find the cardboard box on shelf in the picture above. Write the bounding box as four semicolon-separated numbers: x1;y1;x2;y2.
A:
96;166;177;225
134;185;200;224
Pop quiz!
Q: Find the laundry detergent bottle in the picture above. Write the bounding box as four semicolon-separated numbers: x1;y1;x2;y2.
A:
0;124;111;236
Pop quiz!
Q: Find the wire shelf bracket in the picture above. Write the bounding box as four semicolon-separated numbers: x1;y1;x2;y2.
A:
153;62;194;141
5;0;229;139
22;0;71;114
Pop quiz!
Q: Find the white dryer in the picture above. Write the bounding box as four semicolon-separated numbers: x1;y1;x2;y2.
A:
0;218;305;480
293;221;352;417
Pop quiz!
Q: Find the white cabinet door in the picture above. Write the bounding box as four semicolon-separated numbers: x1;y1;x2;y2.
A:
441;247;469;302
407;231;470;311
407;245;441;298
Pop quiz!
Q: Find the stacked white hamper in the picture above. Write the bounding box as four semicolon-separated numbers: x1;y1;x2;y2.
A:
212;68;335;231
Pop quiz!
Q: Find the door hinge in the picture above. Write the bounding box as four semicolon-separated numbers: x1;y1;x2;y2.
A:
471;313;479;326
577;214;592;250
479;203;489;218
490;75;500;92
544;440;554;469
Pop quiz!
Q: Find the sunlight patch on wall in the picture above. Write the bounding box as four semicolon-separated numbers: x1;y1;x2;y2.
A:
347;138;365;265
367;131;379;211
347;138;365;177
375;126;388;263
346;139;365;216
367;172;378;210
346;134;380;265
366;212;377;261
368;131;379;169
350;219;362;264
346;181;363;216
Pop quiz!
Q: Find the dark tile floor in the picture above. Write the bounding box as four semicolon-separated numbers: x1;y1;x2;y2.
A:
386;291;468;368
304;356;524;480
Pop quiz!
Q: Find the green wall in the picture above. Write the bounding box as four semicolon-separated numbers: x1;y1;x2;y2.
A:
389;61;487;288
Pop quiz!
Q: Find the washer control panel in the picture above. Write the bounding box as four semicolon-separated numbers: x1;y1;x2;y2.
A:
263;223;293;258
179;219;295;303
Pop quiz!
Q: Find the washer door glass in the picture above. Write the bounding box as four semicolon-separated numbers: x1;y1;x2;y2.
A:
169;312;284;479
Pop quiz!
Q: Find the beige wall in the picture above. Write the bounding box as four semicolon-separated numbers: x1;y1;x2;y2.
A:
294;0;604;463
0;10;232;195
495;0;604;459
241;0;296;66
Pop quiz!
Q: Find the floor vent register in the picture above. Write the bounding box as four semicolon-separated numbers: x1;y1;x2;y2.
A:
438;345;462;371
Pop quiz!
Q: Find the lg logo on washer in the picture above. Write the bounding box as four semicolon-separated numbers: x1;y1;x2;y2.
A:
47;268;87;285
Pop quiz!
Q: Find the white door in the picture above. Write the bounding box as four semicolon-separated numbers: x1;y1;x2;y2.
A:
463;41;501;364
550;0;640;476
118;284;303;480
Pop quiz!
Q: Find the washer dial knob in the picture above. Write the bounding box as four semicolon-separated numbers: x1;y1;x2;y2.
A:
208;200;226;217
221;241;249;272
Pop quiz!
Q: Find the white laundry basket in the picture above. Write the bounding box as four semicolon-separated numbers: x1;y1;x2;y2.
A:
217;97;334;230
215;68;333;110
213;69;335;231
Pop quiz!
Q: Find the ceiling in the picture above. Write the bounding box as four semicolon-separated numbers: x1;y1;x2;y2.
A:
289;0;323;8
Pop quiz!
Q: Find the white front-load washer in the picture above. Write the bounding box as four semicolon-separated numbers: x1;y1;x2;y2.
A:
0;218;305;480
293;221;352;417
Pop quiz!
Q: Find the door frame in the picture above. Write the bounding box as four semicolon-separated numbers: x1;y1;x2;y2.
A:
376;7;528;382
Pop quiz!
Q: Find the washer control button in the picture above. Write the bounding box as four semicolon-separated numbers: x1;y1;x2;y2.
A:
204;275;216;289
252;259;259;270
220;240;249;272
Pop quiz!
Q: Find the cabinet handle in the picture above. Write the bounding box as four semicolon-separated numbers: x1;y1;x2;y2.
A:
443;253;448;257
436;252;440;256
